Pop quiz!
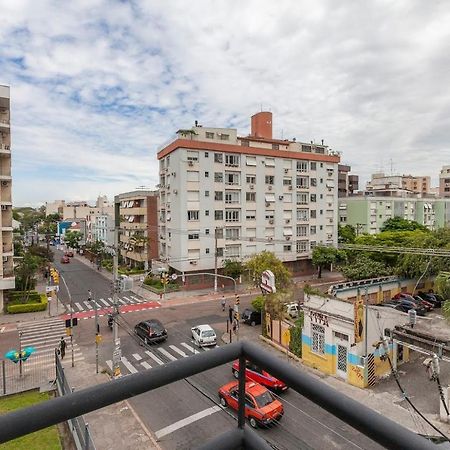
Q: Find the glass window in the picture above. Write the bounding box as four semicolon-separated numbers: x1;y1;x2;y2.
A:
246;192;256;202
296;240;308;253
225;154;240;167
225;228;240;240
246;210;256;220
310;162;317;170
214;191;223;201
219;133;229;141
188;231;199;240
187;151;199;161
214;172;223;182
187;211;199;221
310;225;316;234
214;210;223;220
214;153;223;163
302;145;312;152
205;152;209;158
225;172;240;185
310;194;316;202
297;225;308;237
205;171;209;177
206;132;214;139
225;209;240;222
297;161;308;172
297;193;308;205
205;191;209;197
246;156;257;166
225;191;240;204
283;178;292;186
296;176;309;189
297;209;309;221
265;158;275;167
311;324;325;354
265;175;275;185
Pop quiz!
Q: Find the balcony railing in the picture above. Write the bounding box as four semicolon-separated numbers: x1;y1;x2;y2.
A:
0;341;434;449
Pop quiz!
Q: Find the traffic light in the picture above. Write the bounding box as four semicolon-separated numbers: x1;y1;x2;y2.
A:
235;295;240;306
160;272;169;285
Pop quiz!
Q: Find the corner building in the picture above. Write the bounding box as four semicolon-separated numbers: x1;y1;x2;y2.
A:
157;112;340;276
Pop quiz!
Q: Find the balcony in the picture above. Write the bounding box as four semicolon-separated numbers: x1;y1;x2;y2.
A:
0;144;11;155
0;118;9;131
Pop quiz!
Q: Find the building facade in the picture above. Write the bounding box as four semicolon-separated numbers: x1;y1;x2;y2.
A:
338;164;359;197
115;190;159;270
0;85;15;311
157;112;340;275
439;165;450;198
339;196;450;234
366;173;431;195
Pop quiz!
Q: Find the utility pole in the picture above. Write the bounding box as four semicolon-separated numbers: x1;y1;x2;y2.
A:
364;286;369;357
112;200;121;378
60;272;74;368
89;290;100;374
214;227;218;293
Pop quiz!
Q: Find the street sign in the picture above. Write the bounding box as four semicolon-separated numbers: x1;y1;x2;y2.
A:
171;274;178;280
261;270;276;294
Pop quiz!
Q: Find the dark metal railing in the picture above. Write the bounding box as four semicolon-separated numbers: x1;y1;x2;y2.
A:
0;341;436;449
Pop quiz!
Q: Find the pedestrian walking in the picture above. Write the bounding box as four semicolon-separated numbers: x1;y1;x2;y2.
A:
59;337;66;360
228;306;233;323
221;297;226;311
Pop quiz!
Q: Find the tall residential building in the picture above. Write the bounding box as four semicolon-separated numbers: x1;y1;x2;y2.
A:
157;112;340;275
366;173;430;195
338;164;359;197
439;165;450;198
0;85;15;311
115;190;159;270
338;196;450;234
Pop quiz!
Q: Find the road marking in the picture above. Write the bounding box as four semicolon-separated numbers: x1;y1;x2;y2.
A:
141;361;152;369
132;353;142;361
155;406;222;439
169;345;188;358
121;356;138;374
75;302;83;311
130;295;144;303
145;351;164;366
180;343;200;354
83;301;93;310
66;305;74;313
99;298;110;307
157;347;177;362
121;296;133;304
118;298;127;305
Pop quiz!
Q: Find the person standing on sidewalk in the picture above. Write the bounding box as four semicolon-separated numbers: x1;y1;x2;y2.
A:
228;306;233;324
221;296;226;311
59;337;66;360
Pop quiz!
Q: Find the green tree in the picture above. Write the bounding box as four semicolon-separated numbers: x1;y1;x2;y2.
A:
251;295;265;312
64;230;82;249
436;272;450;302
14;253;41;291
244;251;292;290
339;254;392;280
289;313;304;358
28;244;53;263
380;217;429;232
338;224;356;244
39;213;60;259
311;245;345;278
223;259;244;280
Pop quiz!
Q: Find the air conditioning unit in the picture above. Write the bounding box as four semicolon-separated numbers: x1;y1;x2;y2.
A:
268;185;273;191
284;169;289;174
250;184;255;190
285;219;290;224
288;185;292;190
265;203;270;207
286;236;291;241
268;237;273;241
1;181;8;186
269;219;274;224
171;172;176;177
188;161;194;166
190;260;198;265
279;195;284;200
173;189;178;194
1;205;7;211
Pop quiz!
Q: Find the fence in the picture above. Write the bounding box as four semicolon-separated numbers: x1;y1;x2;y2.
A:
1;351;56;396
55;353;96;450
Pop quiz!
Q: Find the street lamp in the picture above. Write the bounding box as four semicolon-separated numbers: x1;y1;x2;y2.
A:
88;290;100;374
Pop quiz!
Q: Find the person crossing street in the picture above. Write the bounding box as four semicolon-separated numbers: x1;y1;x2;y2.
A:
221;296;226;311
59;337;66;360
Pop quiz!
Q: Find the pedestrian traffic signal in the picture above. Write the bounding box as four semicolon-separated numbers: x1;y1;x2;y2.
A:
235;295;240;306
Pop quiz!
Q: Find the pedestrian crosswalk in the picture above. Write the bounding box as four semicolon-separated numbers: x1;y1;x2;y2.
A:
18;317;85;367
105;341;217;375
65;294;146;314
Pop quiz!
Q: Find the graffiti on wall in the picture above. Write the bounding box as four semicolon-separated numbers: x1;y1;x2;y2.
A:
351;365;364;381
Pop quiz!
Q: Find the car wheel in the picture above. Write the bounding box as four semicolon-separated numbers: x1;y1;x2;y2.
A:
249;417;258;428
232;369;239;379
250;321;256;327
219;396;227;407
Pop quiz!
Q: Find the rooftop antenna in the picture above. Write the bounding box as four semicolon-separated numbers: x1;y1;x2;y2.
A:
390;158;394;175
260;103;263;112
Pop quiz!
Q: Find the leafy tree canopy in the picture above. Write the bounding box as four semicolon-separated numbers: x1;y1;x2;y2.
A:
244;251;292;290
311;245;346;278
339;254;392;281
222;259;244;280
338;224;356;244
380;217;429;232
64;230;82;249
436;272;450;302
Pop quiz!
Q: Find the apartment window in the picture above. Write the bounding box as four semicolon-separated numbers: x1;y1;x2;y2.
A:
296;240;308;253
246;156;257;166
217;248;224;257
265;212;275;220
219;133;230;141
283;245;292;252
315;147;325;154
246;210;256;220
296;176;309;189
187;190;199;201
320;225;323;230
310;241;317;249
225;154;240;167
302;145;312;152
265;193;276;203
340;216;347;223
205;210;209;216
226;245;240;257
320;178;323;183
311;324;325;355
311;178;317;187
297;193;308;205
265;175;275;185
246;175;256;184
272;144;279;150
205;171;209;178
216;228;223;238
225;172;240;185
215;210;223;220
310;194;317;202
283;193;292;203
205;152;209;158
265;158;275;167
297;161;308;172
225;191;240;204
206;248;210;254
310;225;316;234
187;151;199;162
320;209;323;215
187;210;199;221
310;162;317;170
320;194;323;199
283;178;292;186
205;229;210;235
225;209;240;222
205;191;209;197
241;140;250;147
297;209;309;221
188;231;200;240
187;171;199;182
225;228;240;240
214;191;223;201
246;192;256;202
214;153;223;163
206;132;214;139
297;225;308;237
214;172;223;183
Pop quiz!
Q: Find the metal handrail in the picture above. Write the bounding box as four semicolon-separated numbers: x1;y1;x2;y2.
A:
0;341;437;449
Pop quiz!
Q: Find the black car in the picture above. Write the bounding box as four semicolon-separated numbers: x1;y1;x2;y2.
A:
388;299;426;316
417;291;442;308
135;319;168;344
242;309;261;326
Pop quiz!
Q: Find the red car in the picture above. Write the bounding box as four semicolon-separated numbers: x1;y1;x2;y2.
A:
60;256;70;264
218;381;284;428
232;360;288;392
65;251;74;257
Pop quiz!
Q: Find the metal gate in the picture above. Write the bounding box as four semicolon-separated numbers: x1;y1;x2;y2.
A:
336;344;348;379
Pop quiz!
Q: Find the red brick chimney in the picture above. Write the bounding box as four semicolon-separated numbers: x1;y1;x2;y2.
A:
251;112;272;139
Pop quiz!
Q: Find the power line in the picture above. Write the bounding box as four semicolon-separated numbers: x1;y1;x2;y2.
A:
339;244;450;257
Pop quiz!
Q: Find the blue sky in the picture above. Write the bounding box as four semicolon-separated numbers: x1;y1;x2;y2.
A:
1;0;449;206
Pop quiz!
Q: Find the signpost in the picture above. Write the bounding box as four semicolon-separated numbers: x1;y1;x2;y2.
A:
261;270;276;294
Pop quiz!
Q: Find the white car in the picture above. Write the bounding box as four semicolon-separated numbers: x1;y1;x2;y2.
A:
191;324;217;347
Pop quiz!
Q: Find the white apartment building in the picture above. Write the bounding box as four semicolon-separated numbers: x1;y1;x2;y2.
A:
157;112;340;275
0;85;15;311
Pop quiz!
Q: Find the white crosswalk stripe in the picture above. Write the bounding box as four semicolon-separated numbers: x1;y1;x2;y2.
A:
132;353;142;361
180;342;200;354
121;356;138;373
83;301;93;310
99;298;110;307
141;361;152;369
145;350;164;365
75;302;83;311
121;296;134;304
62;295;149;313
157;347;177;362
169;345;188;358
130;295;145;303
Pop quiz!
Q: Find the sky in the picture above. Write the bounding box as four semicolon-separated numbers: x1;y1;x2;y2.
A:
1;0;449;206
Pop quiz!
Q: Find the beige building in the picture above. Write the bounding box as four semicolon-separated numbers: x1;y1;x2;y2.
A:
439;165;450;198
366;173;430;195
0;85;15;311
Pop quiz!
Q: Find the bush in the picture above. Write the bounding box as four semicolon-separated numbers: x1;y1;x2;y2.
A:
9;290;41;304
251;295;265;312
288;314;304;358
7;295;48;314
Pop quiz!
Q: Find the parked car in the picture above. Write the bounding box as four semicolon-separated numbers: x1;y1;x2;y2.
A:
417;291;442;308
380;302;410;313
60;256;70;264
388;299;426;316
65;251;74;257
232;360;288;392
134;319;168;344
191;324;217;347
218;381;284;428
393;293;433;310
242;308;261;326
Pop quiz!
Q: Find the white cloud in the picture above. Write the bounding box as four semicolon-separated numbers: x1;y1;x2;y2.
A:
1;0;449;205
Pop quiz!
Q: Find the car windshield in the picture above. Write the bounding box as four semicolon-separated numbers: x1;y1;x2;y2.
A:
254;391;275;408
202;330;215;337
